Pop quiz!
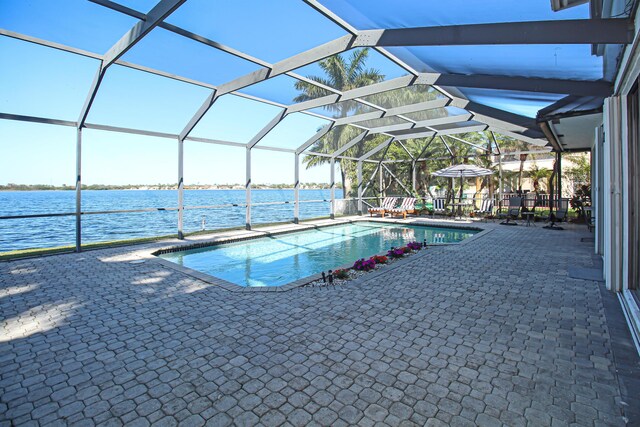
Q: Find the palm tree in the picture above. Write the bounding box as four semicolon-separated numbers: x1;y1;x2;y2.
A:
527;164;552;194
294;49;385;196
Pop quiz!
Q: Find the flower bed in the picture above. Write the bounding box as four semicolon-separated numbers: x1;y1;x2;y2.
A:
305;241;425;288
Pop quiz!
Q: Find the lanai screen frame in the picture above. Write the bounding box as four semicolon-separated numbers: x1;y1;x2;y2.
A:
0;0;630;252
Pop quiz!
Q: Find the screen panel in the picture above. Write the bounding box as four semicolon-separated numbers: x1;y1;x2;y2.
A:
0;0;139;53
86;65;212;133
0;121;77;253
0;37;99;120
257;113;331;150
316;0;589;29
121;27;263;87
167;0;347;63
388;44;603;81
295;48;410;91
190;94;285;142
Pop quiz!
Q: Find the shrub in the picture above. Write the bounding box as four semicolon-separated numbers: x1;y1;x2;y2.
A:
333;268;350;279
371;255;388;264
387;247;405;258
407;241;422;251
353;258;376;271
401;246;412;253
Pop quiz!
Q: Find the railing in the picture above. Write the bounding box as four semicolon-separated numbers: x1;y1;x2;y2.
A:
0;196;370;254
366;193;560;215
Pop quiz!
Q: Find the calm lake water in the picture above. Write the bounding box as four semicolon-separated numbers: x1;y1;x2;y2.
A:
0;189;344;252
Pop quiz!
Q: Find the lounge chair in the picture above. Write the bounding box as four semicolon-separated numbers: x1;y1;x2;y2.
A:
498;196;522;225
544;198;569;230
387;197;416;219
368;197;397;217
432;198;447;218
474;198;493;221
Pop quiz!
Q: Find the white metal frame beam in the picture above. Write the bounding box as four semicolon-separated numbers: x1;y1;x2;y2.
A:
3;27;549;152
296;123;335;154
332;130;370;158
444;134;493;154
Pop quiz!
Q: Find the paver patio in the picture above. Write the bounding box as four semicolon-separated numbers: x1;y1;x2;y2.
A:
0;219;636;426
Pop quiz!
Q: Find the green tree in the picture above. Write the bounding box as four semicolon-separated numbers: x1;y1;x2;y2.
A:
527;164;552;193
293;49;385;196
565;153;591;189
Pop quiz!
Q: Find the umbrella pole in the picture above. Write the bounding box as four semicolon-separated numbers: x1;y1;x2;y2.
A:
459;175;463;217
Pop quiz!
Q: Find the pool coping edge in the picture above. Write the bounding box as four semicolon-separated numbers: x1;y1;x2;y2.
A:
147;217;488;292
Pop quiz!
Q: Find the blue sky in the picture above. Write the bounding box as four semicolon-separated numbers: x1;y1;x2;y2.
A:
0;0;599;185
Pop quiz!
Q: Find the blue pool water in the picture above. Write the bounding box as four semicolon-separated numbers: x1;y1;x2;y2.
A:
159;222;477;287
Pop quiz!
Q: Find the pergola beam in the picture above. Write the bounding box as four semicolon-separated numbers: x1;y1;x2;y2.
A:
359;19;633;47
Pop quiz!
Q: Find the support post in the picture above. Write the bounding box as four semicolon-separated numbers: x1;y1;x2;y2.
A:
177;138;184;239
294;153;300;224
498;153;503;209
557;151;562;205
379;165;383;200
357;161;363;215
330;157;335;219
246;147;251;230
412;161;417;194
75;128;82;252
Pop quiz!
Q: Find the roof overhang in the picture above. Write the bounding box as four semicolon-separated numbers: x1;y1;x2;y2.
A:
541;112;602;152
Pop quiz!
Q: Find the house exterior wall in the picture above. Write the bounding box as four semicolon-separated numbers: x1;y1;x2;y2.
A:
601;3;640;348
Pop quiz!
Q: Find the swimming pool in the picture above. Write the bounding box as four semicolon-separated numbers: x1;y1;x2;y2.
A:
158;222;478;288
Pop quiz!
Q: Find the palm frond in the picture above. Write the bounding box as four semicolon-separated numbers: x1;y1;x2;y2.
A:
293;77;334;103
347;49;369;83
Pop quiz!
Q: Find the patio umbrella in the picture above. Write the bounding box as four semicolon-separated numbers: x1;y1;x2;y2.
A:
431;164;493;214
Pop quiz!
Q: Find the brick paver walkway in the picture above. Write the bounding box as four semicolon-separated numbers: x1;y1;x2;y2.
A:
0;220;630;426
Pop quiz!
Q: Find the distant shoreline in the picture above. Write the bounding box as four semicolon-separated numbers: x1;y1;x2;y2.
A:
0;184;339;192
